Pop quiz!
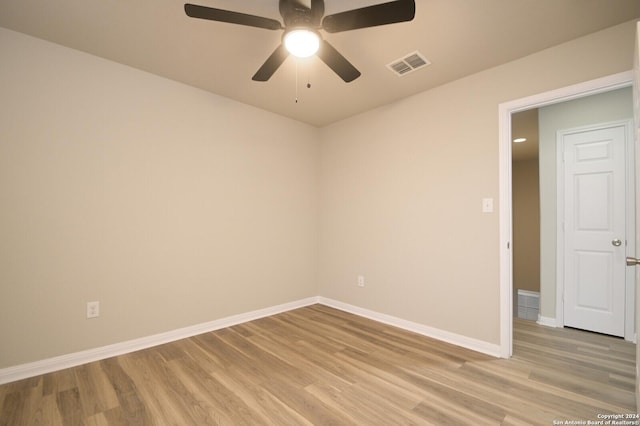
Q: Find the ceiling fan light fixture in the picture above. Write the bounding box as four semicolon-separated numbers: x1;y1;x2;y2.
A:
284;29;320;58
185;0;417;82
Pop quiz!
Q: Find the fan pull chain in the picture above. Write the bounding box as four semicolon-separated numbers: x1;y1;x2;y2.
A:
294;60;312;104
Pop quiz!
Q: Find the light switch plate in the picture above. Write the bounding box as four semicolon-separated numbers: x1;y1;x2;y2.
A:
87;301;100;318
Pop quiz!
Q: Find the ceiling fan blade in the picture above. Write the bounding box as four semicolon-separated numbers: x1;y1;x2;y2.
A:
310;0;325;25
252;44;289;81
322;0;415;33
316;40;361;83
185;4;283;30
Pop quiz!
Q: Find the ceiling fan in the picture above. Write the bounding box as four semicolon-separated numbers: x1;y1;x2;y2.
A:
184;0;416;83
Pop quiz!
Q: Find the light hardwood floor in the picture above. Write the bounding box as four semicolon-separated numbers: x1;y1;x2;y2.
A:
0;304;636;425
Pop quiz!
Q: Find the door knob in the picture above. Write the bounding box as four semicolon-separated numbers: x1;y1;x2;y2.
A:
627;257;640;266
612;239;622;247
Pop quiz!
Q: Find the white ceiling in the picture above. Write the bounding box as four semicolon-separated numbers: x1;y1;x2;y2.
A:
1;0;639;127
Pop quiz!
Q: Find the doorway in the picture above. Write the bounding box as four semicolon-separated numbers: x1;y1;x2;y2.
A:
511;98;634;338
499;71;634;357
511;109;541;322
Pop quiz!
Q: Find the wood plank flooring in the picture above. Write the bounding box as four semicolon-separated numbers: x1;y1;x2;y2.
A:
0;304;636;425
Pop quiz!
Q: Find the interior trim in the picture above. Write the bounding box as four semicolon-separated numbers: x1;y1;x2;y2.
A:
0;297;318;385
536;315;559;328
0;296;503;385
318;297;502;357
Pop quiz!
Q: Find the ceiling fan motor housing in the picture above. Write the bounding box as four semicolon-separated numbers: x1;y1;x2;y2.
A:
280;3;315;28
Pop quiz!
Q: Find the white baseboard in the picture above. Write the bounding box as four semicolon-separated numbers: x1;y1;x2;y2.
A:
1;296;503;385
0;297;319;385
317;297;502;358
536;315;558;328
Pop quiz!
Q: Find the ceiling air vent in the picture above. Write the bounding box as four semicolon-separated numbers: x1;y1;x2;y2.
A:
387;51;431;77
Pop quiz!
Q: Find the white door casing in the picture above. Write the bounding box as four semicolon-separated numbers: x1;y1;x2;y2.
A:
560;122;629;337
632;21;639;406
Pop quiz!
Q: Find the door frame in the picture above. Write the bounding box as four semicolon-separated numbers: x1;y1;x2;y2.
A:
555;119;635;339
498;70;634;358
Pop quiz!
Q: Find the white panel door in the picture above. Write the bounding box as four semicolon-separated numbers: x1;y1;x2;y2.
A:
563;123;627;337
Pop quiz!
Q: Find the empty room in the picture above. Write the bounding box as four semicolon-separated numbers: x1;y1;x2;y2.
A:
1;1;640;424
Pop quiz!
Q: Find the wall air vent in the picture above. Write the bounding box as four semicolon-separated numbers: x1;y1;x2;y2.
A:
386;51;431;77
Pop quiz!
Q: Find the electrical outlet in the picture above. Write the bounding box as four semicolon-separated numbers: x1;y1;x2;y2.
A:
482;197;494;213
87;301;100;319
357;275;365;287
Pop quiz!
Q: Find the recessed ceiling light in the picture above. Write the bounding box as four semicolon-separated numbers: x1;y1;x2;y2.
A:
513;138;527;143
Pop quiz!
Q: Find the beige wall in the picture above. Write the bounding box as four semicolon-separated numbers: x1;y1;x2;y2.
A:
0;19;637;369
538;87;634;319
512;159;541;294
0;28;319;369
318;20;637;345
